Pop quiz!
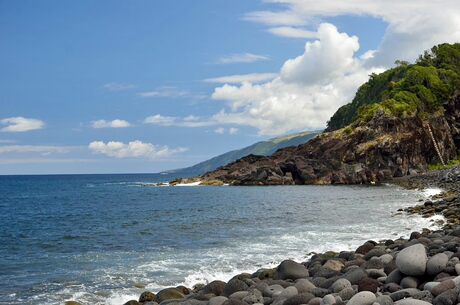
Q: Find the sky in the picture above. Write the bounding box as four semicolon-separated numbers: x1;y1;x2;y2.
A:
1;0;460;175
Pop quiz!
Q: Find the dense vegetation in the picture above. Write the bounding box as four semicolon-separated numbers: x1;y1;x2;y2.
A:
326;43;460;131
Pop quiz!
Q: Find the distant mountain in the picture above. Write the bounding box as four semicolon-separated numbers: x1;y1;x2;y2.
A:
165;131;320;177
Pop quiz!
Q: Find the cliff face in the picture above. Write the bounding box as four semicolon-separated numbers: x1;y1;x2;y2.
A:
200;96;460;185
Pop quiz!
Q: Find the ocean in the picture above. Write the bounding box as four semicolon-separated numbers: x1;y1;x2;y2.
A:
0;174;442;305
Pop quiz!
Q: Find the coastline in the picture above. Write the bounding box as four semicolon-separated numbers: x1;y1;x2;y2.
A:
70;167;460;305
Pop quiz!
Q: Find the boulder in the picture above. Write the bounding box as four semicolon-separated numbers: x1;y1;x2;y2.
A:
427;253;449;275
203;281;227;296
330;278;351;293
140;292;156;303
338;287;355;301
344;268;367;285
375;295;393;305
279;287;298;299
264;285;284;298
323;260;344;272
431;279;456;296
400;276;419;289
394;299;432;305
385;269;403;285
283;293;315;305
222;299;249;305
320;294;336;305
156;288;185;303
395;244;427;276
242;289;264;304
224;279;249;297
210;296;228;305
432;287;459;305
294;279;316;293
346;291;376;305
358;277;380;293
124;301;141;305
229;292;249;300
277;260;309;280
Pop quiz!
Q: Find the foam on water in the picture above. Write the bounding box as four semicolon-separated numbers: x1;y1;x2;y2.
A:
0;176;447;305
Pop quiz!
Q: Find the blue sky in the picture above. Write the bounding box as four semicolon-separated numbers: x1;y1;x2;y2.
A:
1;0;459;174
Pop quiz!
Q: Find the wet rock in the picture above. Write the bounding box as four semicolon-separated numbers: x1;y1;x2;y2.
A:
65;302;82;305
346;291;376;305
203;281;227;296
156;288;185;303
395;244;427;276
140;292;156;303
124;301;141;305
356;242;376;255
277;260;309;280
427;253;449;275
224;279;249;297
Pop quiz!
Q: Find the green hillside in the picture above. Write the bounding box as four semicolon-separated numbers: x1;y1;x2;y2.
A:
165;130;320;177
326;43;460;131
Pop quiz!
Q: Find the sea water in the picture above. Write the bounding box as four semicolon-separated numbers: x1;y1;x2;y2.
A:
0;174;442;305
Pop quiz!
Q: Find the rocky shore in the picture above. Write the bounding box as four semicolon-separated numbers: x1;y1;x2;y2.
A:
67;167;460;305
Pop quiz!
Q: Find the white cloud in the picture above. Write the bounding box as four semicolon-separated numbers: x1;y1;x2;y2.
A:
144;114;214;128
204;73;278;84
229;127;239;135
214;127;225;134
245;0;460;66
268;27;317;39
209;23;382;135
216;53;270;64
89;140;188;159
0;145;72;155
1;117;44;132
138;86;206;99
103;82;136;91
91;119;131;128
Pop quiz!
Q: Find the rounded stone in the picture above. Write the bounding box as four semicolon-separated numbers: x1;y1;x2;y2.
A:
379;254;394;265
279;287;298;299
65;302;82;305
375;295;393;305
283;293;315;305
210;296;229;305
346;291;377;305
358;277;380;293
400;277;419;289
427;253;449;275
338;287;355;301
229;291;249;300
323;260;344;272
395;244;427;276
277;260;309;280
295;279;316;293
224;279;249;297
344;268;367;285
394;299;432;305
264;285;284;298
124;301;141;305
140;292;156;303
203;281;227;296
320;294;336;305
433;288;459;305
330;278;351;293
431;280;455;296
385;270;403;285
156;288;185;303
222;299;249;305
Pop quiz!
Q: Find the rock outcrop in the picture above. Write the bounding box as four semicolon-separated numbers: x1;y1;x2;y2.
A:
197;99;459;185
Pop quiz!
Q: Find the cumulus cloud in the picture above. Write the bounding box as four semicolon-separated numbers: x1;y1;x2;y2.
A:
1;117;44;132
204;73;278;84
103;82;136;91
245;0;460;66
91;119;131;128
216;53;270;64
214;127;225;134
88;140;188;159
209;23;381;135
